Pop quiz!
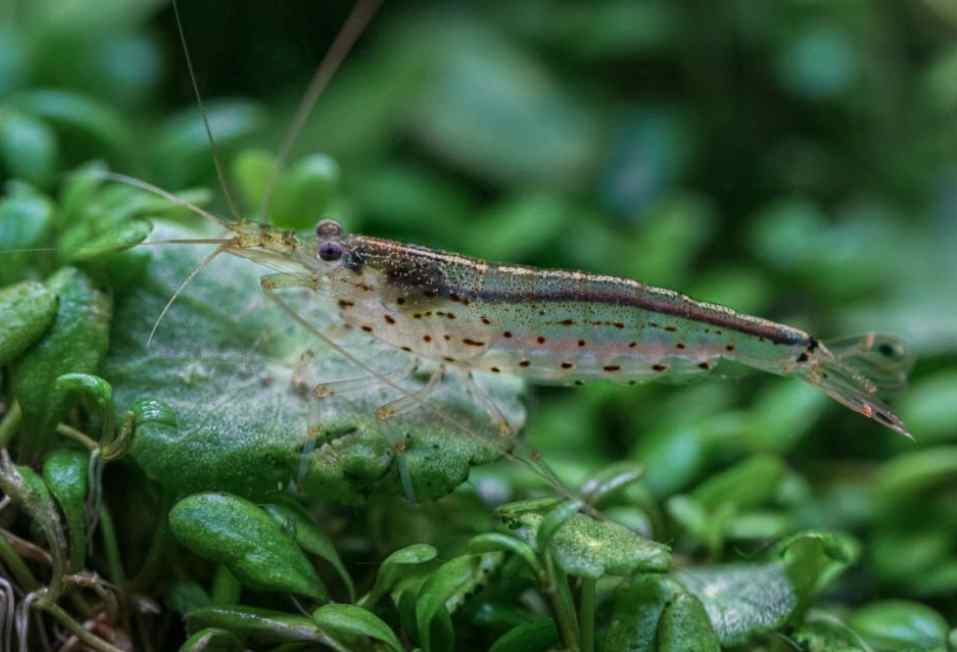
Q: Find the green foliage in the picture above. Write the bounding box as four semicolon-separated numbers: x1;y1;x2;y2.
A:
1;2;956;651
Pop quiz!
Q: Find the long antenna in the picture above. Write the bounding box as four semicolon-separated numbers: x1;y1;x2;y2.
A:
171;0;243;223
257;0;383;220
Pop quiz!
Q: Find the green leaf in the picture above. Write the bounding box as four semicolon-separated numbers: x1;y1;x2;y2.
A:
361;543;438;608
8;89;132;159
849;600;949;650
262;500;355;601
900;371;957;440
770;530;859;599
549;514;671;579
270;153;341;230
0;181;54;286
13;266;112;462
579;461;645;506
0;109;58;187
605;574;684;652
656;592;720;652
41;448;89;572
154;101;264;188
169;492;327;599
179;628;243;652
467;532;542;579
0;280;57;365
416;553;502;652
312;603;403;652
876;447;957;504
690;454;786;512
63;217;151;262
674;564;798;646
185;606;324;645
489;618;559;652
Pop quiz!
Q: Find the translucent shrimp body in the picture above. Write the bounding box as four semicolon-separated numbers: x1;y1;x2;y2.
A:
294;222;912;437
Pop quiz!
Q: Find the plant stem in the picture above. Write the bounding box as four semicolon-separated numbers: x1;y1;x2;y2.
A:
98;506;126;585
580;577;596;652
544;553;580;652
38;601;126;652
56;423;98;451
0;402;22;448
0;531;40;591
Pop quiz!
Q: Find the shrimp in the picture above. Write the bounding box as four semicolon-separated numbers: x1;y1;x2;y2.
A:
96;0;913;506
244;219;913;439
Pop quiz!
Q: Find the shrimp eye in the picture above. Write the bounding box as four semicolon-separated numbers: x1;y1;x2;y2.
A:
878;342;898;358
316;219;343;239
318;241;343;261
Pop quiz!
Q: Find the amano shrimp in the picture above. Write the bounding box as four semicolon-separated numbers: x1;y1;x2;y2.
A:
105;0;914;502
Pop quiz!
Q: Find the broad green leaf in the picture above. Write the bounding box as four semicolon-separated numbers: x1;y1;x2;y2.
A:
13;266;112;462
404;17;598;189
312;603;403;652
270;153;341;230
153;101;264;188
185;606;324;645
792;613;869;652
169;492;327;599
262;500;354;601
179;628;243;652
489;618;559;652
8;89;132;159
876;447;957;504
770;530;859;599
674;564;798;646
42;448;89;571
104;224;526;502
416;553;503;652
64;218;151;262
0;109;58;187
549;514;671;579
467;532;542;579
0;280;57;365
362;543;438;608
690;454;786;512
657;592;720;652
849;600;949;651
0;181;54;286
605;574;684;652
900;370;957;440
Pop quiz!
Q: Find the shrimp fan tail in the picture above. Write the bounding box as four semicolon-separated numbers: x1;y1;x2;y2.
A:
803;334;914;438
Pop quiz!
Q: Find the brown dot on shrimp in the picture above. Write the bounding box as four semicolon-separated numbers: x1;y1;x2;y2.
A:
603;365;621;372
361;325;373;333
676;343;686;350
726;344;735;352
560;319;575;326
401;346;412;352
698;362;710;370
519;360;530;367
503;331;513;338
653;364;667;372
797;352;809;363
628;341;637;348
463;338;485;347
338;300;354;309
384;315;396;325
561;362;573;369
537;336;546;344
578;339;586;347
481;316;491;325
423;335;432;343
490;366;501;373
396;297;406;305
613;322;625;329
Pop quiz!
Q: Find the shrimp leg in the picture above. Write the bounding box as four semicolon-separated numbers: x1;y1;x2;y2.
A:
260;273;421;501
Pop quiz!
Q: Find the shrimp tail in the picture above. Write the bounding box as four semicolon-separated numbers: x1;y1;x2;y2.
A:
802;334;914;438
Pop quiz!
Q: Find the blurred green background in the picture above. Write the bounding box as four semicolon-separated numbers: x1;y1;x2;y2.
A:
2;0;957;648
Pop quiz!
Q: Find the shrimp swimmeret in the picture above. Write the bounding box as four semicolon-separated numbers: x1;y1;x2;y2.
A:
126;187;912;440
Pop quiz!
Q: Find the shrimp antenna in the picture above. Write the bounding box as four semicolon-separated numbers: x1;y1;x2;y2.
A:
257;0;383;220
171;0;243;223
96;172;227;230
147;244;225;347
